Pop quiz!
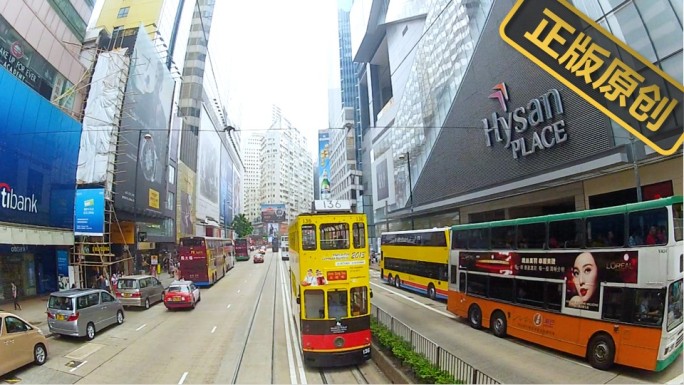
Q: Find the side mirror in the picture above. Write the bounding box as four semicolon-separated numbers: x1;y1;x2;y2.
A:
370;289;373;299
296;296;301;305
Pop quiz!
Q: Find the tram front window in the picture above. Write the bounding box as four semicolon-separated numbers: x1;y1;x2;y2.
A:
328;290;348;319
305;289;325;319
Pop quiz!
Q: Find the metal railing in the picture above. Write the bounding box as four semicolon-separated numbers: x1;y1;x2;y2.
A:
371;304;501;384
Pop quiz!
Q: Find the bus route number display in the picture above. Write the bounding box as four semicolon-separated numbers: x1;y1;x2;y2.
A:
314;200;351;212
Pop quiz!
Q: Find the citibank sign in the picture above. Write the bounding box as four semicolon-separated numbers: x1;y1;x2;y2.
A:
482;83;567;159
0;182;38;213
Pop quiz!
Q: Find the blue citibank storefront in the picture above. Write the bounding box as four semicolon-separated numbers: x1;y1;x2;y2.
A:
0;66;81;301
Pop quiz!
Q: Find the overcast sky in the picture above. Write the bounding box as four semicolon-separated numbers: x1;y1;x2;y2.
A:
211;1;338;158
90;0;339;158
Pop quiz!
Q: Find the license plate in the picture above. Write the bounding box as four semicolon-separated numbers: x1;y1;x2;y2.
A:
56;314;65;321
173;297;181;301
124;293;131;297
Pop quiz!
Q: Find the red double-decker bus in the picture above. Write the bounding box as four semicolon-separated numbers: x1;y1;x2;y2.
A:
234;238;250;261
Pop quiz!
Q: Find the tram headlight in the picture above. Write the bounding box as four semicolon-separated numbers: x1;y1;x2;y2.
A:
334;337;345;348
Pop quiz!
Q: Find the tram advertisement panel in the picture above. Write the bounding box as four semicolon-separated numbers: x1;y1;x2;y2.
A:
460;250;638;311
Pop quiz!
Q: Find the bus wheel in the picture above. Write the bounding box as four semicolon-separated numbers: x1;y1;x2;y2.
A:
427;284;436;300
394;276;401;288
468;305;482;329
587;334;615;370
491;311;507;338
387;274;393;285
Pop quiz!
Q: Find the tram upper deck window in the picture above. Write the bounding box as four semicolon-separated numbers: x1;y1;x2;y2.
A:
586;214;625;247
302;224;316;251
353;223;366;248
628;208;668;246
466;228;489;250
517;223;545;249
549;219;584;248
491;226;516;249
320;223;350;250
673;203;682;242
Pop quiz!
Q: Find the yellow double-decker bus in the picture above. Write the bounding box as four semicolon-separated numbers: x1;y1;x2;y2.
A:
288;200;372;367
380;228;450;300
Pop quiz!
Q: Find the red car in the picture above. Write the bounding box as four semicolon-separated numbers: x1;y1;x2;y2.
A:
163;280;201;310
253;254;264;263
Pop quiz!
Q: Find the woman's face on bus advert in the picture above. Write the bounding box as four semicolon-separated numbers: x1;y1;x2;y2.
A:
572;252;598;303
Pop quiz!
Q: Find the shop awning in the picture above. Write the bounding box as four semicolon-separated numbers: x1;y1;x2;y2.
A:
0;223;74;245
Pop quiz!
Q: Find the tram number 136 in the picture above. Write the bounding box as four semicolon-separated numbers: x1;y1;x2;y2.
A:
314;200;351;211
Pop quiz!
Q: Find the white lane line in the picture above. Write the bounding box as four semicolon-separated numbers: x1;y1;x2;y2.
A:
237;289;241;294
178;371;188;384
211;326;217;334
69;360;87;372
279;260;307;384
370;282;457;319
135;324;147;331
227;304;232;309
278;261;300;384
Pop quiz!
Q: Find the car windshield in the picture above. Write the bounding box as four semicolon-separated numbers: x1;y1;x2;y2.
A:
48;296;73;310
117;279;139;289
168;286;190;293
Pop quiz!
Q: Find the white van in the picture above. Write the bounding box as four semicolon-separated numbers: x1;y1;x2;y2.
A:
280;235;289;261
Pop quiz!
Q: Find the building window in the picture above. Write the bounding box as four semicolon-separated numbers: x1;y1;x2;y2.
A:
117;7;130;18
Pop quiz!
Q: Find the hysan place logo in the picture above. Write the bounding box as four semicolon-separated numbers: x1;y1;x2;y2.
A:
0;182;38;213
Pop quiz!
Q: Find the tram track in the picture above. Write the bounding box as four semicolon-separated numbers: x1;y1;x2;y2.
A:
230;252;278;384
319;365;370;384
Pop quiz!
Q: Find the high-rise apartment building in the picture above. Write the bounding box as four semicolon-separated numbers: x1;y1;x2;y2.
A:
260;106;314;224
352;0;682;231
0;0;95;296
244;134;263;223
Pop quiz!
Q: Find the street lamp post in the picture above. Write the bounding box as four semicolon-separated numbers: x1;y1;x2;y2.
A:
399;152;414;230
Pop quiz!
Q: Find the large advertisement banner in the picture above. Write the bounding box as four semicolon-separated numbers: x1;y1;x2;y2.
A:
459;250;638;312
261;203;287;223
220;145;234;227
0;66;81;229
178;162;196;238
114;26;174;216
233;165;241;219
196;106;220;223
318;131;331;199
74;188;106;235
76;49;129;186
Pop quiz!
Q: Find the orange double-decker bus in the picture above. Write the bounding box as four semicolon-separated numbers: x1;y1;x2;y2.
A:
447;196;683;371
289;200;372;367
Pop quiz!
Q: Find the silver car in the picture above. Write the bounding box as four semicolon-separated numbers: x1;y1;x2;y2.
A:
115;275;165;309
46;289;124;340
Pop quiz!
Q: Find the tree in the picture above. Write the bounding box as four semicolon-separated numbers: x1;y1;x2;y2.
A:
231;214;253;238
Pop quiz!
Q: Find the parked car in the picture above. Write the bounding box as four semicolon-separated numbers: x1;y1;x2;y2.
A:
259;246;266;254
253;254;264;263
163;280;201;310
46;289;124;340
0;312;48;376
115;275;165;309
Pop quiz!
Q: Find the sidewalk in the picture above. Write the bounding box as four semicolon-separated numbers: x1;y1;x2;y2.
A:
0;272;177;336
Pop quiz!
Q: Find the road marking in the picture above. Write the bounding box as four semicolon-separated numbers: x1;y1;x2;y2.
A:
279;260;307;384
278;261;301;384
136;324;147;331
211;326;217;334
178;371;188;384
227;304;232;309
371;282;457;319
69;360;87;372
237;289;241;294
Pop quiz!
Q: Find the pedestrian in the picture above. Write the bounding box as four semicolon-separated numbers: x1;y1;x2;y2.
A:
111;272;118;292
11;281;21;310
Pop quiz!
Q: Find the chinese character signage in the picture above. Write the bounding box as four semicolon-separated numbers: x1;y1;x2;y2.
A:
74;188;105;236
500;0;683;155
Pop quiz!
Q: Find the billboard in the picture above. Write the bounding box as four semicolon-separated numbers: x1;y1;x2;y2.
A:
318;131;331;199
261;203;287;223
220;144;234;227
459;250;638;312
233;164;241;219
196;106;220;223
74;188;106;235
178;162;196;238
0;66;81;229
76;49;128;186
114;26;174;216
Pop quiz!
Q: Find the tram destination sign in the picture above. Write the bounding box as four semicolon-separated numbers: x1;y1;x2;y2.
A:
500;0;684;156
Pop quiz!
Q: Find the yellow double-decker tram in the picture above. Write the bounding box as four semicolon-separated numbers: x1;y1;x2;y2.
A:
289;200;372;367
